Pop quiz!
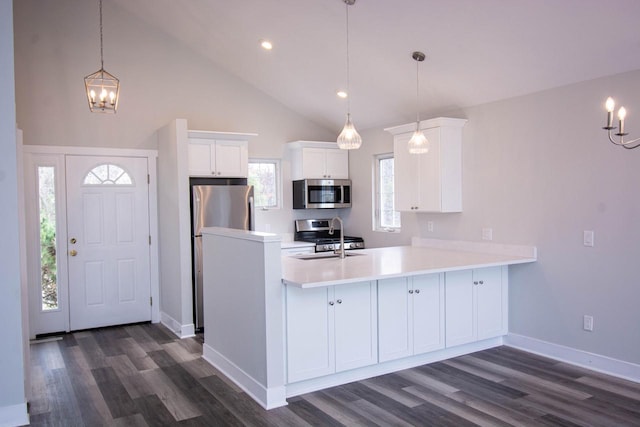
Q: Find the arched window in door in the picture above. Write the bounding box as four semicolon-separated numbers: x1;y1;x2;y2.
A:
83;163;134;185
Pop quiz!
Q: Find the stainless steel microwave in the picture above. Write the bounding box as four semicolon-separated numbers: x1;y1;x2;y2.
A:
293;179;351;209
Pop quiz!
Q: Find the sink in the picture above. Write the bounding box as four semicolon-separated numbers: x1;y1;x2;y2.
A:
293;252;364;260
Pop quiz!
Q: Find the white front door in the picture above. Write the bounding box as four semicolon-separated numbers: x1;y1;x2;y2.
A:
65;155;151;330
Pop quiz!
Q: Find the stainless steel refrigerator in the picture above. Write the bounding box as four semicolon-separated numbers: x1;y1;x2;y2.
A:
191;178;254;330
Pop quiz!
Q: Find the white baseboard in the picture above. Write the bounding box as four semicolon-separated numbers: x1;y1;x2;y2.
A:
160;311;195;339
0;403;29;427
286;338;503;398
202;344;287;410
505;333;640;383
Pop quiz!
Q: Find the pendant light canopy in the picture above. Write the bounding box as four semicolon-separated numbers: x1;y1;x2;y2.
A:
337;0;362;150
408;51;429;154
84;0;120;113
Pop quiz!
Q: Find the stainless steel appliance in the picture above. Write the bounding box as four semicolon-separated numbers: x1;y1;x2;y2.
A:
294;218;364;252
191;178;254;330
292;179;351;209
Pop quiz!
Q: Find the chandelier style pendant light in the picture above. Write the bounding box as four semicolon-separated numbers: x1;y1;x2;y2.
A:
337;0;362;150
408;51;429;154
602;97;640;149
84;0;120;113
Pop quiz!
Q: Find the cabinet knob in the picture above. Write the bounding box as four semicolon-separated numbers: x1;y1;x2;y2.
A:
479;280;484;285
336;299;342;304
329;301;334;306
408;289;414;294
415;289;420;294
473;281;479;285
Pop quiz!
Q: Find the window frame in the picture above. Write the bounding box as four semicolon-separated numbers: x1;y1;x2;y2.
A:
373;152;401;232
248;158;282;210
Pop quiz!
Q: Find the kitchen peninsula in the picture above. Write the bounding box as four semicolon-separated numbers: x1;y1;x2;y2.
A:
200;227;536;410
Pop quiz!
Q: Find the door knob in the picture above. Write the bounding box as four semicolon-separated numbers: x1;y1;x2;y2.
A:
70;238;77;244
69;250;78;256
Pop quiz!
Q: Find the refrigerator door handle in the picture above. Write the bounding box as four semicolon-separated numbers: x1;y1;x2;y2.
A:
248;195;255;231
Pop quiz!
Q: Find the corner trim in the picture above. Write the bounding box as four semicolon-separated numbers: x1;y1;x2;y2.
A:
202;343;287;410
160;311;195;338
0;402;29;427
505;333;640;383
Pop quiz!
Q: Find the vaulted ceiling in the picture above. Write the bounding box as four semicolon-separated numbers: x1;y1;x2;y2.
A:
115;0;640;132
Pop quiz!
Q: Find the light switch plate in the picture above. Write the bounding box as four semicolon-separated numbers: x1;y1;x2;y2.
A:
482;228;493;241
583;230;594;247
427;221;434;232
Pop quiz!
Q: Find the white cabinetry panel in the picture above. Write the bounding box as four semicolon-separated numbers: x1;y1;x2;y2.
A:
289;141;349;180
286;281;377;383
445;266;506;347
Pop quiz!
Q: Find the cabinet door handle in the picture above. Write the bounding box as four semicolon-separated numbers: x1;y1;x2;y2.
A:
329;301;335;306
415;289;420;294
336;299;342;304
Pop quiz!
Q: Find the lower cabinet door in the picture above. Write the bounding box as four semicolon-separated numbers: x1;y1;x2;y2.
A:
378;277;412;362
412;274;445;354
475;267;505;340
286;286;335;383
445;269;475;347
334;281;378;372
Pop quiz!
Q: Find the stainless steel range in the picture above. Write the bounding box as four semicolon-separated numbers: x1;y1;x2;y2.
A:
294;218;365;253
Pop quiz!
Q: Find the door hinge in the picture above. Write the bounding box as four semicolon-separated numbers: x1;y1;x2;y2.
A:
149;235;151;245
150;296;153;306
147;174;150;184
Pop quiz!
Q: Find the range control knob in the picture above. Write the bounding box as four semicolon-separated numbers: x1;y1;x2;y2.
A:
323;245;331;251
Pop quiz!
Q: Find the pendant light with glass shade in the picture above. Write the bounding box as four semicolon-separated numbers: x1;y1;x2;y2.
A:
337;0;362;150
84;0;120;113
408;51;428;154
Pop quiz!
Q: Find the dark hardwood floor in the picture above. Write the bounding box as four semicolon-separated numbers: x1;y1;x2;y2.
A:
28;322;640;426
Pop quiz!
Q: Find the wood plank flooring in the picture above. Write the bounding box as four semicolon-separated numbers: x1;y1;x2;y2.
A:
28;323;640;426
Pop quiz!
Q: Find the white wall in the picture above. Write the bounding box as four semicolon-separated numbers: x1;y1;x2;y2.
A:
0;0;28;425
348;69;640;366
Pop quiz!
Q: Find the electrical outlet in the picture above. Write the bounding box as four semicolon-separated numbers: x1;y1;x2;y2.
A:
427;221;434;232
583;315;594;332
583;230;594;247
482;228;493;241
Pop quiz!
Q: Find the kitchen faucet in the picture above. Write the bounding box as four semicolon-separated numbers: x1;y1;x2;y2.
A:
328;216;345;259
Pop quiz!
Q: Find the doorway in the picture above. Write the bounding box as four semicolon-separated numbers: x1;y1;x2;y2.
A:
24;148;159;337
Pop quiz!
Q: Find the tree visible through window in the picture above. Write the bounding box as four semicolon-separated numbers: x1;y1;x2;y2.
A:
39;166;58;310
248;160;280;209
375;153;401;230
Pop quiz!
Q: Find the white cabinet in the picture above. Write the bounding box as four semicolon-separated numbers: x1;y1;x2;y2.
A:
386;117;466;213
289;141;349;180
378;274;444;362
445;266;506;347
285;281;377;383
188;135;249;178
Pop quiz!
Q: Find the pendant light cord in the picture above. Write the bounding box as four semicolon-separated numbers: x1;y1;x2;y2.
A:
345;1;351;115
99;0;104;70
415;57;420;123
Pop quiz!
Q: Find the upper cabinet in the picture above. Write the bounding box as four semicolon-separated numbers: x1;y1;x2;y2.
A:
385;117;467;213
288;141;349;180
188;130;253;178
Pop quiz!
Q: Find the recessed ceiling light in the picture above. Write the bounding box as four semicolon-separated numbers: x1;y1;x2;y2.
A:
260;39;273;50
337;90;348;99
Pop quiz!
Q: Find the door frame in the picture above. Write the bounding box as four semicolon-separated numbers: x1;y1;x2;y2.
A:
22;145;159;338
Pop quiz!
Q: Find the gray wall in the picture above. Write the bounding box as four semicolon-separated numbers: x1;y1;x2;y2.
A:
348;70;640;365
1;0;27;417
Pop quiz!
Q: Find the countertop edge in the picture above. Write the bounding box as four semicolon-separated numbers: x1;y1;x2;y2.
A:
283;254;536;289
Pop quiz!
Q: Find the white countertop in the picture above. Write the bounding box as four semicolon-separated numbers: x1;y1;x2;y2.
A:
282;245;537;288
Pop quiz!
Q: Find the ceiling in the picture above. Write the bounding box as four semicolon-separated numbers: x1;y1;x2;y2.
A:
115;0;640;132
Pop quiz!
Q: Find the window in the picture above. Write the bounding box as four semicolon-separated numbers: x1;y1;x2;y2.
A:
83;163;133;185
248;159;281;209
374;153;401;231
38;166;58;310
